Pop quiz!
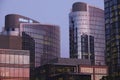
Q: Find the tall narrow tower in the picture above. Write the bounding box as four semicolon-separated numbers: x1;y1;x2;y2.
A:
104;0;120;79
69;2;105;65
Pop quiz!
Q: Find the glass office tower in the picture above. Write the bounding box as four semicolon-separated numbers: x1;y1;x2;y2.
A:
69;2;105;65
2;14;60;80
3;14;60;67
19;23;60;66
104;0;120;79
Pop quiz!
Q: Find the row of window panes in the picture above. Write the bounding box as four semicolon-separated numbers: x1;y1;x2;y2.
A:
110;11;118;17
89;8;104;17
95;35;104;41
89;29;105;34
23;27;46;35
35;45;59;51
70;12;87;18
0;54;29;64
94;51;104;55
110;17;118;23
78;32;104;36
80;67;93;73
89;19;104;23
105;1;109;8
89;26;105;30
74;22;89;25
0;50;29;55
94;39;105;43
94;35;105;39
0;67;29;77
73;16;88;20
95;68;107;74
109;0;117;6
94;51;105;55
89;10;104;16
35;47;59;53
78;43;105;51
77;26;105;31
89;29;105;33
25;32;44;40
110;5;119;11
94;43;105;47
80;67;107;74
35;54;41;58
94;47;105;52
77;42;105;47
89;21;104;25
95;56;105;60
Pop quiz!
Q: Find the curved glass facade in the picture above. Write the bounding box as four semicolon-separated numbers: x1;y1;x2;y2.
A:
69;2;105;65
3;14;60;80
3;14;60;67
20;23;60;67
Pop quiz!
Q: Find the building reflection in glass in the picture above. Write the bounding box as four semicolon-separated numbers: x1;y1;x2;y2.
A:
20;23;60;66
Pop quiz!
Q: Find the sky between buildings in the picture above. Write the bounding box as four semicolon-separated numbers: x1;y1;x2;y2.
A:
0;0;104;58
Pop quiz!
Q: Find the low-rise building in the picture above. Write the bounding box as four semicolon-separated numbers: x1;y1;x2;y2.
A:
0;49;30;80
51;73;91;80
78;65;108;80
36;63;91;80
36;58;108;80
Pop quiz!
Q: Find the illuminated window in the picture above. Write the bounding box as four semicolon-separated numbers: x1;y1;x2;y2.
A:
95;75;107;80
118;4;120;9
95;68;107;74
58;78;63;80
80;67;93;73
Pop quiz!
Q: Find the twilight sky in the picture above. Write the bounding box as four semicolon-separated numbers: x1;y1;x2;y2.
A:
0;0;104;58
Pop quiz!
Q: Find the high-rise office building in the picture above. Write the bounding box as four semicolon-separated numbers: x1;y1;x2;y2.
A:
69;2;105;65
3;14;60;67
104;0;120;79
1;14;60;80
19;23;60;66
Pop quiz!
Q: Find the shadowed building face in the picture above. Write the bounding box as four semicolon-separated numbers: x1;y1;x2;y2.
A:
104;0;120;79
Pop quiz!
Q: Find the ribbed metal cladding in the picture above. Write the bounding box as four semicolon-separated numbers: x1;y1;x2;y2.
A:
72;2;87;12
